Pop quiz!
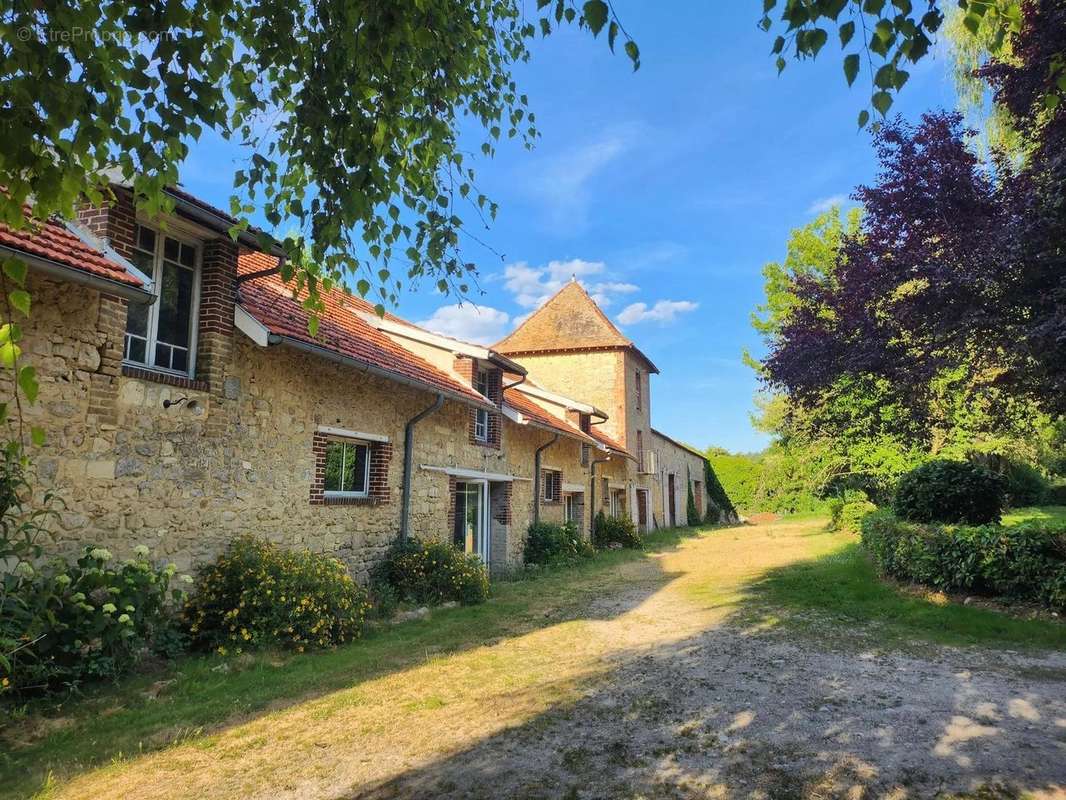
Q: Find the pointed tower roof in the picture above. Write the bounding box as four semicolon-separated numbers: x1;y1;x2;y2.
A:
495;281;659;372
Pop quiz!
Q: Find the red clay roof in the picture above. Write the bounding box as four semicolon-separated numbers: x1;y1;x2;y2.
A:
503;388;595;444
587;425;633;459
0;211;144;287
237;251;489;407
494;281;659;372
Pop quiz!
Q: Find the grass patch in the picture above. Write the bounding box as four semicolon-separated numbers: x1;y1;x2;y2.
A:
0;525;709;800
1002;505;1066;526
741;526;1066;651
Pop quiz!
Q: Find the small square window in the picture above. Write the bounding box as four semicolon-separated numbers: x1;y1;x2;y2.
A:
323;440;369;497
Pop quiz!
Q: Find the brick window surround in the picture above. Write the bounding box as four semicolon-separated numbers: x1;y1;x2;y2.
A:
309;431;393;506
454;356;502;449
541;469;562;505
77;189;237;394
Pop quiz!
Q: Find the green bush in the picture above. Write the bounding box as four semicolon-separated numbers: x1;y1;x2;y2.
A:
829;493;877;533
524;521;594;566
1046;484;1066;506
592;510;642;549
1002;460;1050;507
2;545;186;695
372;537;489;606
686;484;700;526
860;510;1066;609
184;536;370;654
892;459;1006;525
1;451;185;696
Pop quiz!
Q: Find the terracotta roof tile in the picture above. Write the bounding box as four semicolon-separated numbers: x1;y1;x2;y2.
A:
503;388;595;444
587;425;633;458
236;251;489;407
494;281;659;372
0;211;143;287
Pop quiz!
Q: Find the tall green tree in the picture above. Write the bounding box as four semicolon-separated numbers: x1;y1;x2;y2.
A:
1;0;637;312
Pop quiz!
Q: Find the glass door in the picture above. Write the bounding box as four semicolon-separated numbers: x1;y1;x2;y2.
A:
453;480;489;560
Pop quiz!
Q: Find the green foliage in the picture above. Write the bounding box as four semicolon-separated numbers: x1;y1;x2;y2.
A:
592;510;642;549
893;460;1006;525
184;536;370;654
860;510;1066;610
685;483;700;526
1001;459;1050;507
2;0;638;313
706;449;762;512
828;491;878;534
758;1;1034;129
702;458;735;518
372;537;489;606
524;521;594;567
1;451;185;696
2;545;186;696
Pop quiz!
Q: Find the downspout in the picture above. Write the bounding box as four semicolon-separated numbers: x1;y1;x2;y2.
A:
532;433;559;524
400;393;444;541
589;454;611;529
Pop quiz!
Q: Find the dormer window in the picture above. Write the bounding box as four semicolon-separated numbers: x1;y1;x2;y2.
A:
474;368;490;441
124;224;200;375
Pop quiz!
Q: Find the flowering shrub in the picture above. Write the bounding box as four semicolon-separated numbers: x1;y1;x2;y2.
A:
183;536;370;654
861;510;1066;610
592;511;642;550
372;538;489;606
524;521;594;566
2;545;187;695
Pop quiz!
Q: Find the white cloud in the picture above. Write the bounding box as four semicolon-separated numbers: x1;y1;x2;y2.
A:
416;303;511;345
616;300;699;326
806;194;849;215
502;258;606;309
527;126;639;231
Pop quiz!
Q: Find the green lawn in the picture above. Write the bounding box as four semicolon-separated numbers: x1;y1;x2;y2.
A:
0;526;703;800
740;509;1066;651
2;517;1062;800
1002;505;1066;526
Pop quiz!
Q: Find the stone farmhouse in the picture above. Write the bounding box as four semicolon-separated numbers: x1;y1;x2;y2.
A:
2;185;730;580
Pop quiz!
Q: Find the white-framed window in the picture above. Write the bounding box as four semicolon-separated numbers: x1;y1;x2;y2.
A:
564;493;578;523
542;469;560;502
474;368;489;441
124;224;201;375
323;439;370;498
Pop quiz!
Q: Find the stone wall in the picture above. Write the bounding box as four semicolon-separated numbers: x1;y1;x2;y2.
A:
650;430;710;529
17;274;593;580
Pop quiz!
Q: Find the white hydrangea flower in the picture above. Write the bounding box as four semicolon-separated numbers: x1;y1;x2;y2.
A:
14;562;34;579
90;547;112;562
133;544;150;558
55;573;71;586
118;614;131;624
101;603;117;614
180;574;194;584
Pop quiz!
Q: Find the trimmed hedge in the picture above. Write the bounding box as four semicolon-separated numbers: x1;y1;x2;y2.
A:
860;510;1066;610
892;459;1006;525
524;521;594;566
828;497;877;533
372;538;489;606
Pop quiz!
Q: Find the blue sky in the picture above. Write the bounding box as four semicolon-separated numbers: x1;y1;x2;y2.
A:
179;4;960;453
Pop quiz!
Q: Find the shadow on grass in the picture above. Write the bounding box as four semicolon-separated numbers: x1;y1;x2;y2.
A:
0;526;709;800
733;539;1066;651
